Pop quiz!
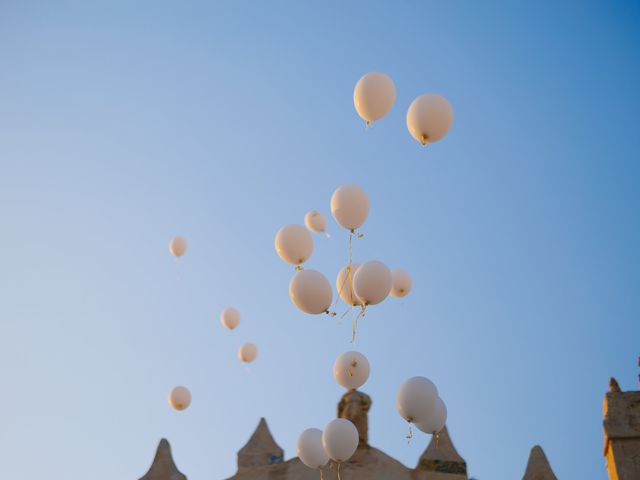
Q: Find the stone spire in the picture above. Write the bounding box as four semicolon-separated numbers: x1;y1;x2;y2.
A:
237;418;284;469
522;445;557;480
337;389;372;448
138;439;187;480
416;426;467;475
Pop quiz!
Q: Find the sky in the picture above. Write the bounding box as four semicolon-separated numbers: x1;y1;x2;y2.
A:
0;1;639;479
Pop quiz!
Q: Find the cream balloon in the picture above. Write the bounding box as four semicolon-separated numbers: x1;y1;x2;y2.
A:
289;269;333;315
304;210;328;234
352;261;392;306
415;397;447;435
335;263;362;306
296;428;329;469
169;237;187;257
390;270;412;298
396;376;438;424
274;224;313;265
333;351;370;390
330;184;370;231
220;307;240;330
322;418;359;462
353;72;396;124
406;93;454;146
238;342;258;363
168;386;191;411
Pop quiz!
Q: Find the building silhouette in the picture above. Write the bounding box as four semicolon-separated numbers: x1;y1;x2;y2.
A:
138;388;564;479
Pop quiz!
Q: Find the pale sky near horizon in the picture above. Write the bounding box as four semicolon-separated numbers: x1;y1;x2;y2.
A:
1;1;639;479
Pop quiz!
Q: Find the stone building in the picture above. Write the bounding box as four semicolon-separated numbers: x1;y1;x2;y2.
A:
138;388;559;480
603;377;640;480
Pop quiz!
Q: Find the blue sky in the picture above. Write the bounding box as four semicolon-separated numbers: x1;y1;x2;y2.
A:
1;1;639;479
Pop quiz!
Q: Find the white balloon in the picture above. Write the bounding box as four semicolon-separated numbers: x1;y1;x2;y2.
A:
415;397;447;435
275;224;313;265
296;428;329;469
220;307;240;330
335;263;362;306
396;376;438;424
352;261;392;306
322;418;359;462
289;269;333;314
168;386;191;411
169;237;187;257
304;210;328;234
390;270;412;298
406;93;454;146
330;184;369;231
238;342;258;363
353;72;396;124
333;351;370;390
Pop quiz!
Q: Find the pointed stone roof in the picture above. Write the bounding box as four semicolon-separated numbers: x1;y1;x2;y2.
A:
522;445;557;480
416;426;467;475
139;439;187;480
237;418;284;469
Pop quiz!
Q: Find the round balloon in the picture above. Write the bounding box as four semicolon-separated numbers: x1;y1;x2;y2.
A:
296;428;329;469
390;270;412;298
406;94;453;146
322;418;359;462
330;184;369;231
238;342;258;363
333;351;370;390
169;237;187;257
415;396;447;435
352;261;392;306
275;224;313;265
353;72;396;124
396;376;438;424
304;210;328;234
289;269;333;314
168;386;191;411
220;307;240;330
335;263;362;306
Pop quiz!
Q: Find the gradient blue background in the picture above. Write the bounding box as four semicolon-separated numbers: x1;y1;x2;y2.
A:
1;1;639;479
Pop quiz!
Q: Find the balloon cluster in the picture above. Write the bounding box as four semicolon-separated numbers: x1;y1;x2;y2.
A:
166;240;257;412
354;71;454;147
276;183;412;342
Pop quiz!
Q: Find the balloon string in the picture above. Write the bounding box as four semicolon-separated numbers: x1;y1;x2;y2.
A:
337;462;341;480
324;231;331;238
295;265;304;271
318;466;324;480
175;258;181;279
406;424;413;443
351;304;366;343
436;432;440;449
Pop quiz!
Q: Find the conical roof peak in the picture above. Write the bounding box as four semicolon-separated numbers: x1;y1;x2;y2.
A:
239;418;281;454
420;426;464;462
139;438;186;480
523;445;557;480
417;426;467;475
237;418;284;468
